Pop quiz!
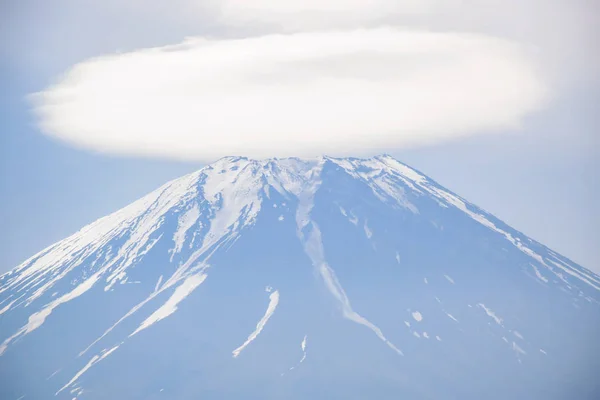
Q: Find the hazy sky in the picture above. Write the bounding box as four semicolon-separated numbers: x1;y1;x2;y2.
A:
0;0;598;273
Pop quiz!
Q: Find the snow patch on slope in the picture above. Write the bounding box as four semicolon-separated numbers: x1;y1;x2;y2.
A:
284;335;309;375
547;259;600;291
170;204;200;261
529;263;549;283
477;303;504;326
58;345;119;394
0;300;16;315
333;157;419;213
513;330;524;340
130;274;207;337
154;275;163;293
363;220;373;239
232;289;280;358
445;312;459;322
412;311;423;322
1;273;102;355
512;341;526;357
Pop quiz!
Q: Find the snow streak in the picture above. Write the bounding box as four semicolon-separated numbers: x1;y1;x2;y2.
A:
232;289;280;358
295;162;403;356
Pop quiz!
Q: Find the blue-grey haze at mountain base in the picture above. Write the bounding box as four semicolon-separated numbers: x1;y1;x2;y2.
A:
1;155;598;400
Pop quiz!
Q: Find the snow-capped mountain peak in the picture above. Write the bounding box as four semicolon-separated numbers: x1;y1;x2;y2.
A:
1;155;598;400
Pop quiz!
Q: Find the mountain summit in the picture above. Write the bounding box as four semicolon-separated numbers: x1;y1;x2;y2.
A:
1;155;599;400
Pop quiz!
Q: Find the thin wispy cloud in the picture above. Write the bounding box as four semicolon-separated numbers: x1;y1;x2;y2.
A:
216;0;431;30
30;1;553;161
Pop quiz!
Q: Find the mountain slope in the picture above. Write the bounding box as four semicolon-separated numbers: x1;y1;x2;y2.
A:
1;155;599;400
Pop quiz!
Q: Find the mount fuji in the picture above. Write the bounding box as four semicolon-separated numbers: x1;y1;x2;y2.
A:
1;155;598;400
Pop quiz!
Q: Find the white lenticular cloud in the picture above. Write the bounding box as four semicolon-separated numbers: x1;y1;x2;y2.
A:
32;28;548;161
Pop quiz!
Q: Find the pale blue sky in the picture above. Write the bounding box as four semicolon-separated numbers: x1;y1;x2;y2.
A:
1;1;598;273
